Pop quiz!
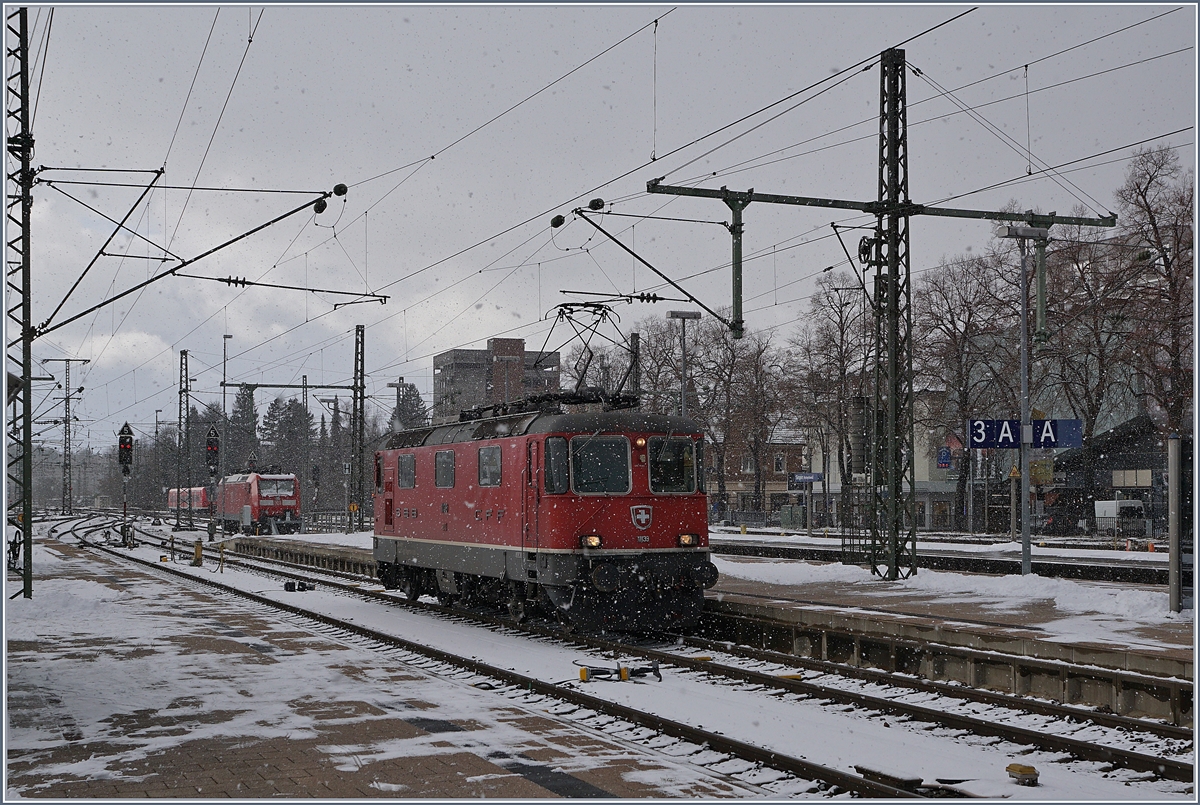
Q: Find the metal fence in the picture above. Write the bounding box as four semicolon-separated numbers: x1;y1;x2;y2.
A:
304;510;350;534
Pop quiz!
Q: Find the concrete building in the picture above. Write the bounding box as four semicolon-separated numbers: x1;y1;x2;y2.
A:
431;338;560;422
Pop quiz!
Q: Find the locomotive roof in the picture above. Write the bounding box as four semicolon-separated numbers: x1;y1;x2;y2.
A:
381;410;702;450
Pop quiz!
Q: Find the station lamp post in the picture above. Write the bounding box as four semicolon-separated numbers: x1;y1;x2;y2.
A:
221;334;232;484
667;310;700;418
998;225;1049;575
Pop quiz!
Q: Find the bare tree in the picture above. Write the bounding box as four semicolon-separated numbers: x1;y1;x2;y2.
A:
1115;146;1194;435
786;272;871;497
732;330;785;511
1039;218;1138;441
688;314;744;517
912;252;1012;528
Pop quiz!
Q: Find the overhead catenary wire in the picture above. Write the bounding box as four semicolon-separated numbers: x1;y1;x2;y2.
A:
75;6;1178;430
163;9;220;169
909;62;1114;216
167;8;265;252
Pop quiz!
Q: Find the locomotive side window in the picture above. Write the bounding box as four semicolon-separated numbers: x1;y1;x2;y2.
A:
545;437;569;494
648;437;697;494
435;450;455;488
374;456;383;493
696;438;707;493
478;445;501;487
570;435;631;494
396;453;415;488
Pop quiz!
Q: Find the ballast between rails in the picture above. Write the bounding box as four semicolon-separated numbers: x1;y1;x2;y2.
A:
149;526;1192;783
73;524;923;799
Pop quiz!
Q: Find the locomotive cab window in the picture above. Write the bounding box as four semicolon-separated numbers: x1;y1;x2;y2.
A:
478;445;501;486
259;479;293;497
396;453;415;489
648;437;697;494
435;450;455;488
545;437;569;494
570;435;631;494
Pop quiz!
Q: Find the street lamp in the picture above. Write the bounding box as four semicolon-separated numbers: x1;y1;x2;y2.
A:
667;311;700;418
998;225;1049;575
221;334;232;485
154;409;163;504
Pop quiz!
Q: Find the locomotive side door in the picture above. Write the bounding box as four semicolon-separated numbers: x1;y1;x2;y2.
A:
523;440;539;551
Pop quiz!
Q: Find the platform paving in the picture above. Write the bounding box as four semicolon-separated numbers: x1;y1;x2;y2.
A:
711;555;1193;676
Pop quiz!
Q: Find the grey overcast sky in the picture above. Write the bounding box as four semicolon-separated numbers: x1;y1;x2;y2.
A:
12;3;1197;445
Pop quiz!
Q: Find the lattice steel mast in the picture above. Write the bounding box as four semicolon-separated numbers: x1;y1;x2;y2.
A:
5;7;33;597
351;324;366;532
868;47;917;580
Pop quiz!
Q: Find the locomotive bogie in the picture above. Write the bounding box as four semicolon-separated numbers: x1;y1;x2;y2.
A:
372;410;718;632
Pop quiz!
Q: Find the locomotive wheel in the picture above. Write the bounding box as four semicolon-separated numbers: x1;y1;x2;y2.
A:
399;569;423;602
505;581;527;623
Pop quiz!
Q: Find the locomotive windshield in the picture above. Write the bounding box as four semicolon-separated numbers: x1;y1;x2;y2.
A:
570;435;631;494
648;437;697;493
259;479;294;497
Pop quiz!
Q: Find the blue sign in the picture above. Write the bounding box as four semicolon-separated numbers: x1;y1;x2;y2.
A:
936;447;952;469
1031;419;1083;448
968;419;1021;449
787;472;823;490
968;419;1083;449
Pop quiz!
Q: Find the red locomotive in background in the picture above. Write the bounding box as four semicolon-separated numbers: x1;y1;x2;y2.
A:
372;406;718;631
166;487;210;511
215;472;302;535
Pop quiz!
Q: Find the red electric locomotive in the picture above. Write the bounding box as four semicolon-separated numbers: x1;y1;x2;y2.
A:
215;472;302;535
373;407;718;631
166;487;210;511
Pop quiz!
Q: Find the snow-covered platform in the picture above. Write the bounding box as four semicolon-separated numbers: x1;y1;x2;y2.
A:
707;552;1193;724
5;531;777;799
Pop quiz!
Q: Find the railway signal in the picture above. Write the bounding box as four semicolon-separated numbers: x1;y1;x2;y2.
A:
118;422;134;476
205;425;220;477
118;422;134;547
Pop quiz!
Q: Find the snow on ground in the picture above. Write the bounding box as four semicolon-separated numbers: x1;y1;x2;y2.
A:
714;554;1188;624
7;519;1189;800
223;522;1193;652
5;531;774;799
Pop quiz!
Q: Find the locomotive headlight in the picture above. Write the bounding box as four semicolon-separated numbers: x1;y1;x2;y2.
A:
580;534;603;549
678;533;699;547
635;437;646;449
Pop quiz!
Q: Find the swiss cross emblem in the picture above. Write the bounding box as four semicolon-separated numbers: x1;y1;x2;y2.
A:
631;505;653;530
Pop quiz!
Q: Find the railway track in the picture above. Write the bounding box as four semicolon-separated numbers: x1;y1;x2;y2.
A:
709;537;1170;584
121;519;1194;790
62;518;924;798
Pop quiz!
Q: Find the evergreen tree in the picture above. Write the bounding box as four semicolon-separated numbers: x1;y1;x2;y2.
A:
228;386;259;473
389;382;429;430
270;399;315;479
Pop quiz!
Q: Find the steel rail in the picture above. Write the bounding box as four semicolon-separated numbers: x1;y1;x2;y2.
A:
678;633;1194;743
78;525;922;799
134;526;1192;781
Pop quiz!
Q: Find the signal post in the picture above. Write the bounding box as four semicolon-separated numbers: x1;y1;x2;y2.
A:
206;425;219;541
118;423;133;546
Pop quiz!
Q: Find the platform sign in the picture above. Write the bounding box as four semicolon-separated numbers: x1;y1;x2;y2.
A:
787;472;823;491
969;419;1082;449
968;419;1020;449
1031;419;1082;449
